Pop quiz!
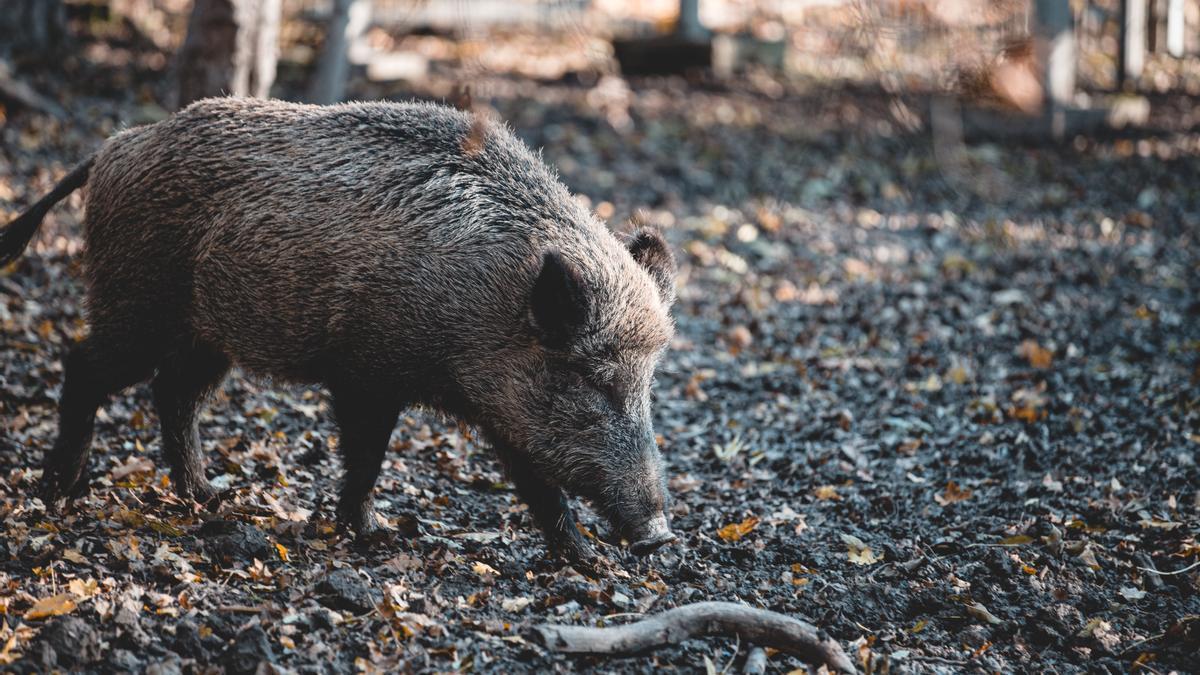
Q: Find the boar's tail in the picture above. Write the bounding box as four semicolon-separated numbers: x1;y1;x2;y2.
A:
0;157;93;268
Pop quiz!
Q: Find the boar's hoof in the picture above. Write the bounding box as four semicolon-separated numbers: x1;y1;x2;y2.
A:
546;524;599;565
628;514;677;556
552;538;599;567
177;481;220;508
630;531;677;556
336;504;378;537
38;466;91;509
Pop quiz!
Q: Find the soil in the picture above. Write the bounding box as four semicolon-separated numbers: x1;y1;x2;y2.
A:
1;20;1199;675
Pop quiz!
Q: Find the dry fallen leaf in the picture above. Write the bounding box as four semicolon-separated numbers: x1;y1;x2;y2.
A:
1076;545;1101;569
1139;518;1182;531
934;481;972;505
841;533;880;565
501;596;533;612
1119;586;1147;601
812;485;841;501
965;601;1002;625
717;516;760;542
24;594;77;620
1018;339;1053;369
67;578;100;599
471;561;500;580
110;455;155;481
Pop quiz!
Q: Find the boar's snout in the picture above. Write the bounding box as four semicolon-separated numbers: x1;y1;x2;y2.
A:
603;444;675;556
627;513;676;555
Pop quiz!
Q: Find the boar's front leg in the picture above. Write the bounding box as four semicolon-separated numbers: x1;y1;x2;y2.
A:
503;452;597;563
331;388;401;535
151;344;230;503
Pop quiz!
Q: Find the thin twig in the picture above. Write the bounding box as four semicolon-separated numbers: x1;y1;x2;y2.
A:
219;605;266;614
1137;560;1200;576
720;632;740;675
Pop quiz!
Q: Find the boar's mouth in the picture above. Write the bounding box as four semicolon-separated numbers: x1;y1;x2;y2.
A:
625;513;676;556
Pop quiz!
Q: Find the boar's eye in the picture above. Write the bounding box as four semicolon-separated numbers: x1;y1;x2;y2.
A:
562;362;623;409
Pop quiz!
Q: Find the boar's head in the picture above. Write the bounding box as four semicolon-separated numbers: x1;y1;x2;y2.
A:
479;228;677;555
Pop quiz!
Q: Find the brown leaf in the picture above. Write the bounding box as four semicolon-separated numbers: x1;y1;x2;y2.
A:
1018;339;1053;369
24;594;77;620
841;533;880;565
717;516;760;542
934;481;972;505
812;485;841;501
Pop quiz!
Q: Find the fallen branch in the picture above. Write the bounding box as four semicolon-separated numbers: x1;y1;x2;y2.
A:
528;601;856;674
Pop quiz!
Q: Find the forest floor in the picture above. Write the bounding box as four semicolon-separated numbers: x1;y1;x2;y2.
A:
2;22;1199;675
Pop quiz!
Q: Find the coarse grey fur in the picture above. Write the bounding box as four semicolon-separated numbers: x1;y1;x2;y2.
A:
2;97;678;562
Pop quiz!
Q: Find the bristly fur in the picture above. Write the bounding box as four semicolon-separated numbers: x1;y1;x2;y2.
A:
14;97;678;560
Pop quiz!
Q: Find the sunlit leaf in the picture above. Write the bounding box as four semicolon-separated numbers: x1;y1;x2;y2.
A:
841;533;880;565
1018;339;1053;369
717;516;760;542
24;594;76;620
812;485;841;501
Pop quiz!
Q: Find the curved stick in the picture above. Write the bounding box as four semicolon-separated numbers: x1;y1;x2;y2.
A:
528;601;856;674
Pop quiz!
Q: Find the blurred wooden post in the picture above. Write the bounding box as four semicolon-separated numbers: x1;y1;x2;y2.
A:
0;0;67;59
1036;0;1075;137
177;0;281;107
1166;0;1185;57
677;0;705;41
309;0;372;104
1119;0;1147;88
1148;0;1159;52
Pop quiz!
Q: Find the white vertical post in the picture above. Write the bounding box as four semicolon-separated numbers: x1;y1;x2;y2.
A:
1120;0;1147;87
1036;0;1076;133
1166;0;1185;57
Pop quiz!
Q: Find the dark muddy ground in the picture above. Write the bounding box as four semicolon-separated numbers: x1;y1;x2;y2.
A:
2;27;1199;675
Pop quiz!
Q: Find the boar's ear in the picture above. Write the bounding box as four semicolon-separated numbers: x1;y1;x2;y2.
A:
530;250;589;348
628;228;676;306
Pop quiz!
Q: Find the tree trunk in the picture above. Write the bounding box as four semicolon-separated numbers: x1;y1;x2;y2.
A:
177;0;280;108
0;0;67;60
308;0;372;104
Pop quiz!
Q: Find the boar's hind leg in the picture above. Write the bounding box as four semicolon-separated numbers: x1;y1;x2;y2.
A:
504;454;597;563
151;344;230;503
331;389;401;535
40;337;156;504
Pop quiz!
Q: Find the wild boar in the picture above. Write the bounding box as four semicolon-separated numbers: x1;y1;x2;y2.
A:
0;97;679;562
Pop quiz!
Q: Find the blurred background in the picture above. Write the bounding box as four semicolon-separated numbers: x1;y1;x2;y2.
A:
4;0;1200;213
3;0;1200;228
